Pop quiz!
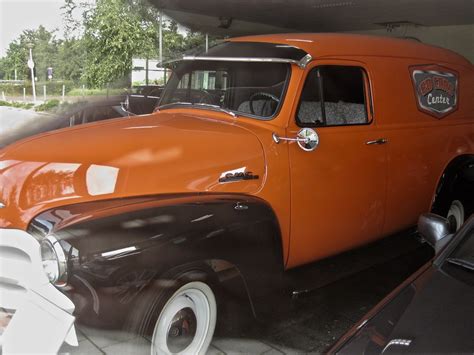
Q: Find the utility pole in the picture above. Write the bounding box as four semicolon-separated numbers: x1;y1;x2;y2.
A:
159;10;164;83
206;33;209;52
159;11;163;64
145;58;149;86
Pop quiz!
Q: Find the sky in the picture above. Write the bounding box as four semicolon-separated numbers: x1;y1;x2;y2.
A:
0;0;75;56
0;0;186;58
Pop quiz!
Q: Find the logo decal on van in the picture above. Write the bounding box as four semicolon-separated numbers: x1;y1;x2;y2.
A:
410;65;458;119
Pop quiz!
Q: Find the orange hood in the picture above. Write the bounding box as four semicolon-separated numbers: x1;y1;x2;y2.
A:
0;111;266;229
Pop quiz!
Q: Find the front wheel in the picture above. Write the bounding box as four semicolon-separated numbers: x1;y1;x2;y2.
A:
151;281;217;355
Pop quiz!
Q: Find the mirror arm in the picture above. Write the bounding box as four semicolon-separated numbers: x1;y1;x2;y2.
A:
272;133;309;144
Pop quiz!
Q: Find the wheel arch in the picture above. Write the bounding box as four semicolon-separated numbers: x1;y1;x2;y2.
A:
145;258;258;319
431;154;474;216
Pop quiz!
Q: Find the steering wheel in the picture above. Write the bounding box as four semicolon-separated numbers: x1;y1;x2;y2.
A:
197;89;214;104
248;92;280;115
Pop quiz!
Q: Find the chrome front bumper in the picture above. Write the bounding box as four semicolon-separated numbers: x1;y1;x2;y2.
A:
0;229;78;353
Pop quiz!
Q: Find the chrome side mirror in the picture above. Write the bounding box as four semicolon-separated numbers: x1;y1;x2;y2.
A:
297;128;319;151
418;213;454;253
272;128;319;152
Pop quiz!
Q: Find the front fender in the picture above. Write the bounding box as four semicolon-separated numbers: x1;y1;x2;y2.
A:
28;193;283;321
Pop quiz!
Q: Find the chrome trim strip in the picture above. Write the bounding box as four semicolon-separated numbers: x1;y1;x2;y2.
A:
298;54;313;69
181;54;313;69
101;246;137;258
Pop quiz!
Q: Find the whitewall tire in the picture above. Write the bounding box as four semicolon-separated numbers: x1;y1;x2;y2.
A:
447;199;465;232
151;281;217;355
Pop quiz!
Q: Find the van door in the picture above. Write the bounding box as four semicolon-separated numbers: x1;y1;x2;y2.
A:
286;63;387;268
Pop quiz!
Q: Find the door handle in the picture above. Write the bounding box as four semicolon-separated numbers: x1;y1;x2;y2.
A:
366;138;387;145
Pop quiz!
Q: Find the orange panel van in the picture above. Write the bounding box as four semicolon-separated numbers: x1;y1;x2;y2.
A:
0;34;472;353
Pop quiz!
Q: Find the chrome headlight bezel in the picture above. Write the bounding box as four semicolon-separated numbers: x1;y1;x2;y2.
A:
40;235;68;287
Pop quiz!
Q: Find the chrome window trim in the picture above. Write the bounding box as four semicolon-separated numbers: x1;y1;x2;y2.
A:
180;53;313;69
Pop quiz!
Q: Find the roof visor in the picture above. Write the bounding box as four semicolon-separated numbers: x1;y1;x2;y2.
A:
177;41;312;69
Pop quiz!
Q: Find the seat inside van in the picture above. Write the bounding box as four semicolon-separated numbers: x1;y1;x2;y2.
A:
298;101;366;125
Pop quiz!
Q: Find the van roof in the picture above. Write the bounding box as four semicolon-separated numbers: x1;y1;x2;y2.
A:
230;33;471;67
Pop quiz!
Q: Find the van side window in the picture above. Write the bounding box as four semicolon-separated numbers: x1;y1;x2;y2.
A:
297;66;369;126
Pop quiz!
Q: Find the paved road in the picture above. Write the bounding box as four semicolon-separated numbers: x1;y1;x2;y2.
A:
0;106;56;149
0;106;49;133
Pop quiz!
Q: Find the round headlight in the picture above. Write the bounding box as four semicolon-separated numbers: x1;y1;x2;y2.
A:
40;235;68;286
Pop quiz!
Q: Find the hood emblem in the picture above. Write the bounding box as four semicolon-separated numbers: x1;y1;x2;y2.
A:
219;171;259;183
0;201;5;209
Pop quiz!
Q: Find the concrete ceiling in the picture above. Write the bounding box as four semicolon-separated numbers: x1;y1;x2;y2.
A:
151;0;474;35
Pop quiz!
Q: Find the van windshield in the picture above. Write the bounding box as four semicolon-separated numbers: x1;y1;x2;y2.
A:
158;60;289;119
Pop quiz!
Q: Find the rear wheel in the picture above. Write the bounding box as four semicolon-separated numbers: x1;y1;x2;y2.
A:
446;199;465;232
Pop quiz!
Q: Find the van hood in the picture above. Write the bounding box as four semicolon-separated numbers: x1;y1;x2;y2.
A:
0;111;266;229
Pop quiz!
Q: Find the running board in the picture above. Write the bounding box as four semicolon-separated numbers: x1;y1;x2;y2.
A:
288;228;428;299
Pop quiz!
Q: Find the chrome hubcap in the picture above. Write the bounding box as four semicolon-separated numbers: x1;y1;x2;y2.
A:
167;307;197;353
447;200;464;231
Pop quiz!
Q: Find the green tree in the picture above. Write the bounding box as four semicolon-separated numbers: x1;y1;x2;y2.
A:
183;30;220;55
0;0;221;85
82;0;159;87
0;41;27;80
55;38;86;82
161;21;186;59
0;26;59;81
29;26;60;82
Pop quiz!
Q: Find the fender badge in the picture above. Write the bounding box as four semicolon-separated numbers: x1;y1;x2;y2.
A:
219;171;259;183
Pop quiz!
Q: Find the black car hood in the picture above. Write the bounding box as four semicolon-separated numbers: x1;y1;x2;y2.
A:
335;264;474;354
383;268;474;354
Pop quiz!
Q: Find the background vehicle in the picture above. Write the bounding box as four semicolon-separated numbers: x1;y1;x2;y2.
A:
0;92;159;149
329;213;474;354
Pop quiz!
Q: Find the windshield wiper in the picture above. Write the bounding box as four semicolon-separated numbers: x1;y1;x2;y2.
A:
158;102;238;118
446;257;474;271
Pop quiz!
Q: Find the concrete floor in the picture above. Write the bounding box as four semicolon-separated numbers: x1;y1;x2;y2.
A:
59;233;432;354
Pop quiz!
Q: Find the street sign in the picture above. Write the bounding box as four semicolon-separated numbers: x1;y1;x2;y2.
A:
27;59;34;69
